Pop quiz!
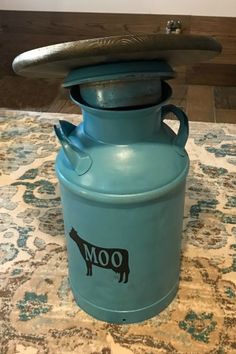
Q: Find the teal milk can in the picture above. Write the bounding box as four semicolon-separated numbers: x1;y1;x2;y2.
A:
54;61;189;324
12;33;221;324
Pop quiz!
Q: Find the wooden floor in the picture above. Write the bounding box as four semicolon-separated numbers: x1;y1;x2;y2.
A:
0;76;235;123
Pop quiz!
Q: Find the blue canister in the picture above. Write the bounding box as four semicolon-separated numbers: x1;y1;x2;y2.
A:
54;63;189;324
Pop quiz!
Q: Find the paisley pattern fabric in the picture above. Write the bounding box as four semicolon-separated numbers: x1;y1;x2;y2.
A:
0;109;235;354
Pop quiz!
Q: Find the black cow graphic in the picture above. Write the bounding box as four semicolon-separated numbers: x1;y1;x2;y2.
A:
69;227;130;283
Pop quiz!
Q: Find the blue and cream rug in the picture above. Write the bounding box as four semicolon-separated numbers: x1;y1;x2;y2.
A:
0;109;236;353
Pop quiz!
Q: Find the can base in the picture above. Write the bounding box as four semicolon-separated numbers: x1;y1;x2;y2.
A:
70;281;179;324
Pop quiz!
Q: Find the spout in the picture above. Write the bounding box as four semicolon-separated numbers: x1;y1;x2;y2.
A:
54;120;92;175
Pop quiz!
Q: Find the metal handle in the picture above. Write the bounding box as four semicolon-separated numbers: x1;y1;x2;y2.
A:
54;120;92;175
161;104;189;148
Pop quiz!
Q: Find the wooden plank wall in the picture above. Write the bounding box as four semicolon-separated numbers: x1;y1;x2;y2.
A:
0;10;236;86
0;10;235;122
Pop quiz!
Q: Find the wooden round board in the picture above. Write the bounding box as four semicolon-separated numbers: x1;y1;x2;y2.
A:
12;34;222;79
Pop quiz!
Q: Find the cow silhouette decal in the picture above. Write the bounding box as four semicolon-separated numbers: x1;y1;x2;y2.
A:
69;227;130;283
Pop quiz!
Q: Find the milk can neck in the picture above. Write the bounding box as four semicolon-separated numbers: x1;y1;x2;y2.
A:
70;80;172;144
81;105;162;144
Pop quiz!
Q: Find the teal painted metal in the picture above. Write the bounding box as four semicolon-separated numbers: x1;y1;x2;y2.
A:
55;63;189;324
63;61;175;87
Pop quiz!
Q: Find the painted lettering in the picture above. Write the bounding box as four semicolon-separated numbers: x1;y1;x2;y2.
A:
84;245;98;264
98;250;109;266
111;251;123;268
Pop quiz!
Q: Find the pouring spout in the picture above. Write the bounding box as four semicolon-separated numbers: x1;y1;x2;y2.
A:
54;120;92;176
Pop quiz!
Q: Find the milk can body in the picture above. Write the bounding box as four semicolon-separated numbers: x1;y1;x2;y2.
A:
55;82;189;323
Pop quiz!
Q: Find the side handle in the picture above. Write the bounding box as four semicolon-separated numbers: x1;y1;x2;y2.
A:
161;104;189;148
54;120;92;176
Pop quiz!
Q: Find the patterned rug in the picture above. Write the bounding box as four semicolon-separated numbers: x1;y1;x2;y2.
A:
0;109;235;354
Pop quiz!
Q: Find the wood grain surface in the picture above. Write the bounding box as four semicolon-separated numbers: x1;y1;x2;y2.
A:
12;34;221;78
186;85;215;122
186;63;236;86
